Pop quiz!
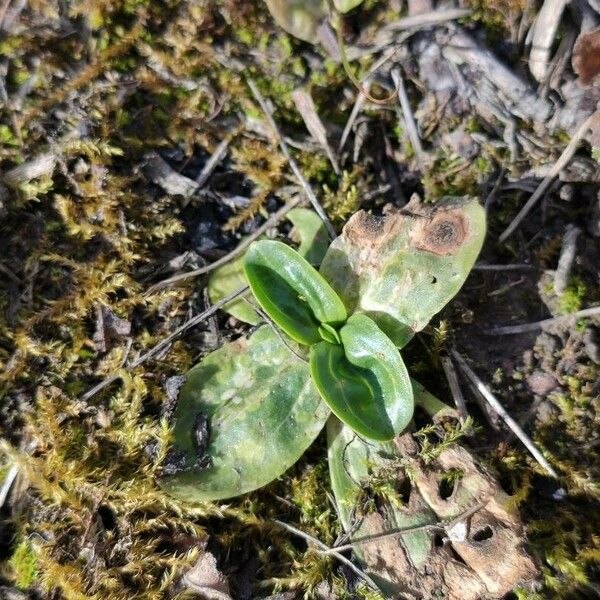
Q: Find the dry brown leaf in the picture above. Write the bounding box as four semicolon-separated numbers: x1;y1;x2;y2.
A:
183;551;232;600
354;434;539;600
573;26;600;86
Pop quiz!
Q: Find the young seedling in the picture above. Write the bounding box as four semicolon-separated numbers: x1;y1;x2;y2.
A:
160;197;486;505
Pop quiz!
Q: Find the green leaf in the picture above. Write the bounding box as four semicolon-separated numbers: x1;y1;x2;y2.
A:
320;197;486;347
334;0;364;12
161;326;329;502
310;314;413;441
287;207;330;265
207;256;260;325
207;211;327;326
327;379;451;561
264;0;328;43
327;378;453;529
244;240;347;345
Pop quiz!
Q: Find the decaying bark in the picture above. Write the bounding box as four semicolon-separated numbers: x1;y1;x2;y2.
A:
356;435;539;600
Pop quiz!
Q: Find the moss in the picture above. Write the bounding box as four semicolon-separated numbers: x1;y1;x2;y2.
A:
9;538;38;589
558;277;587;315
322;166;367;225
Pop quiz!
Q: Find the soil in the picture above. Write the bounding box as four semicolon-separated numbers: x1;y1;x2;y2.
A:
0;1;599;599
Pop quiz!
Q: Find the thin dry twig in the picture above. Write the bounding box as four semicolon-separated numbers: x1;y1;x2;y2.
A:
0;441;37;509
246;77;336;239
325;501;486;554
292;88;339;174
391;68;426;169
195;137;231;187
145;196;302;294
80;287;248;402
499;111;598;242
272;519;380;591
473;263;536;271
451;350;560;479
528;0;568;81
384;7;471;31
487;306;600;335
554;224;580;295
441;355;470;424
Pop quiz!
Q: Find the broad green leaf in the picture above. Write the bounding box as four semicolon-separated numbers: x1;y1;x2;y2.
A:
327;380;453;561
310;314;413;441
244;240;347;346
319;196;486;347
207;211;326;326
287;207;330;265
161;326;329;502
207;256;260;325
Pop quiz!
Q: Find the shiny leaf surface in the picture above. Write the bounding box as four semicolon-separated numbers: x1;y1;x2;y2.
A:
244;240;347;345
161;326;328;502
310;314;413;441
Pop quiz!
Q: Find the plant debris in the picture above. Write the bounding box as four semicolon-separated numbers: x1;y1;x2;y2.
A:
0;1;599;598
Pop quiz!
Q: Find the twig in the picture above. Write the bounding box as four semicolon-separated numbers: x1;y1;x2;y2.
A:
553;224;580;295
0;441;37;509
451;350;560;479
487;306;600;335
325;502;486;554
292;88;339;174
484;168;506;211
473;263;536;271
339;84;368;152
383;7;472;31
272;519;380;591
0;463;19;509
80;287;248;402
0;0;12;29
391;68;425;169
528;0;568;81
145;197;302;294
441;355;470;424
246;77;336;240
195;137;231;187
499;111;598;242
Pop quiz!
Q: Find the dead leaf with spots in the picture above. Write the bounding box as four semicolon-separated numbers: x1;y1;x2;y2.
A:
319;195;486;347
336;432;538;599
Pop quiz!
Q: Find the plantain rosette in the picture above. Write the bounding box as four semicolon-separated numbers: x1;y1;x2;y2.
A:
162;236;415;501
162;198;485;503
243;240;414;442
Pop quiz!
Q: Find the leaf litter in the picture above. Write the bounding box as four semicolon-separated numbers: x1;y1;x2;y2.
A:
0;1;599;599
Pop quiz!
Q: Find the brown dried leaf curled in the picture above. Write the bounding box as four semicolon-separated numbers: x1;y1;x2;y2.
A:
573;26;600;86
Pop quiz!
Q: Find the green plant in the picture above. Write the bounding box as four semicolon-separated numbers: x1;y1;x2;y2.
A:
161;197;486;505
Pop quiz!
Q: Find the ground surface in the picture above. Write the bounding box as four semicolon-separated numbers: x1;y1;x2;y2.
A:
0;1;599;599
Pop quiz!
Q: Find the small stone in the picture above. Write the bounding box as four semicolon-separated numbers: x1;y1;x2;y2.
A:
526;371;558;396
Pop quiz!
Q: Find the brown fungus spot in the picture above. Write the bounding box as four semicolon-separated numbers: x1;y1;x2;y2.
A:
410;211;469;256
343;211;386;246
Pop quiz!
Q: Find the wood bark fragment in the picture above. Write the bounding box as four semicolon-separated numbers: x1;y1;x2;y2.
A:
143;152;198;198
528;0;568;82
3;152;57;188
554;224;581;294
